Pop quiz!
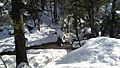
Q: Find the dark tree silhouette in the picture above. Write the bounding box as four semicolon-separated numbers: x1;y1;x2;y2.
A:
11;0;28;66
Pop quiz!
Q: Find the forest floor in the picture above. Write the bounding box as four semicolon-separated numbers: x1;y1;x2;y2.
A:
0;25;68;68
0;26;120;68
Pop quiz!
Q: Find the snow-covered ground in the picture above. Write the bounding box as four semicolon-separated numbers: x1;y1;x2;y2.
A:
0;23;67;68
1;23;120;68
1;35;120;68
0;9;67;68
45;37;120;68
0;26;64;52
0;49;67;68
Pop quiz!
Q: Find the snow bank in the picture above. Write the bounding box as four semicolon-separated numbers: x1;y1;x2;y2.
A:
45;37;120;68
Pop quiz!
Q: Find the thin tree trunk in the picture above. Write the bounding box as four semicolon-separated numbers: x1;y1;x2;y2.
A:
50;0;54;23
37;12;42;31
73;14;81;47
110;0;116;38
53;0;58;23
88;0;99;37
41;0;45;10
101;4;108;36
11;0;28;66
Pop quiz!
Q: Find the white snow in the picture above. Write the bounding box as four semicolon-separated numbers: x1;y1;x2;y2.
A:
26;27;58;46
27;49;67;68
0;26;67;68
116;10;120;14
1;31;120;68
0;49;67;68
80;18;84;23
0;2;4;7
45;37;120;68
0;26;64;52
0;23;68;68
107;3;112;13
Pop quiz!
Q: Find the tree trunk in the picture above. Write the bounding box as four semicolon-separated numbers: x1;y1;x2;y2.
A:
37;12;41;31
101;4;109;36
73;14;81;47
41;0;45;10
11;0;28;66
88;0;99;37
110;0;116;38
50;0;54;23
53;0;58;23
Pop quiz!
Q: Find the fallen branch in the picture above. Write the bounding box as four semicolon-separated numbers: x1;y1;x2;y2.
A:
0;51;15;55
0;56;7;68
27;42;78;49
0;42;79;55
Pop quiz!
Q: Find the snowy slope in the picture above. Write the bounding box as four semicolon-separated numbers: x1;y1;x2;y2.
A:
45;37;120;68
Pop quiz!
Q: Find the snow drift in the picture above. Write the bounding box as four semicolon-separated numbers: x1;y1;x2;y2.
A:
46;37;120;68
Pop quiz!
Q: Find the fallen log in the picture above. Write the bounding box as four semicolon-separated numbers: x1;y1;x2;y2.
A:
27;45;78;50
0;42;79;55
0;51;15;55
27;42;78;50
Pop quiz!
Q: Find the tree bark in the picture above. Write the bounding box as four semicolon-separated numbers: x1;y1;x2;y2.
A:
73;14;82;47
41;0;45;10
88;0;99;37
50;0;54;23
11;0;28;66
53;0;58;23
110;0;116;38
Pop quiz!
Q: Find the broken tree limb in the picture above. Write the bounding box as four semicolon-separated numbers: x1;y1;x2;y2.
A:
0;51;15;55
0;56;7;68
